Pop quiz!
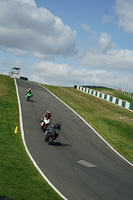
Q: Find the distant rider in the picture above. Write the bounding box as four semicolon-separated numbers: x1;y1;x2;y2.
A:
26;88;32;95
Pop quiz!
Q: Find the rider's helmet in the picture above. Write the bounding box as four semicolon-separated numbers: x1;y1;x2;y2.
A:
46;111;51;118
57;122;62;128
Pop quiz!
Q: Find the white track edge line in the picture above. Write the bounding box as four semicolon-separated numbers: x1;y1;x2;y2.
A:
14;78;68;200
40;84;133;167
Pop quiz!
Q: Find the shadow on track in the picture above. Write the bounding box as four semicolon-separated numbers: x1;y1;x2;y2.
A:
27;100;37;102
45;141;71;147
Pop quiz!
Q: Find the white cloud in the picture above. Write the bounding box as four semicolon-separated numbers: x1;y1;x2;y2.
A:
79;48;133;71
0;0;76;56
80;23;91;34
32;61;74;85
0;0;133;92
34;52;55;60
6;48;27;57
13;0;36;7
98;32;115;50
101;14;113;24
77;32;133;72
115;0;133;34
28;61;133;91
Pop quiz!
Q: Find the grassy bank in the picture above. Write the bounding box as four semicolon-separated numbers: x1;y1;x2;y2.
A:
0;74;63;200
44;85;133;164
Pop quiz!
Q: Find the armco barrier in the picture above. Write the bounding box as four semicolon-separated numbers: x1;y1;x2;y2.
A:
77;86;133;112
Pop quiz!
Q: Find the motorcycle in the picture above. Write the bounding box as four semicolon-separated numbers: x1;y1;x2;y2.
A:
25;92;33;101
45;128;60;145
40;117;51;132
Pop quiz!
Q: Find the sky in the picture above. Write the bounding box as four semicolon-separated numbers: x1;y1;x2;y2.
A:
0;0;133;92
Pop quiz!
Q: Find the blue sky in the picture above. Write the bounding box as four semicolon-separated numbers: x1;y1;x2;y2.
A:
0;0;133;92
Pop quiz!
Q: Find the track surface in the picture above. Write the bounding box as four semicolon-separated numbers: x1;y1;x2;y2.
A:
16;79;133;200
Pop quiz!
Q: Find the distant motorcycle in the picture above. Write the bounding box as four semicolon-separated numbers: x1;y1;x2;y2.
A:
40;117;51;132
25;93;33;101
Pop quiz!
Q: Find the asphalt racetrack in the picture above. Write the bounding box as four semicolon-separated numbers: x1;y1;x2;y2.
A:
16;78;133;200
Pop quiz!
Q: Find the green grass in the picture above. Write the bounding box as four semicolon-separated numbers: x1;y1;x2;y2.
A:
0;74;63;200
43;85;133;164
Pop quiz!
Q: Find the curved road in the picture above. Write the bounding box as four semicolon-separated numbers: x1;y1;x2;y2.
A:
16;78;133;200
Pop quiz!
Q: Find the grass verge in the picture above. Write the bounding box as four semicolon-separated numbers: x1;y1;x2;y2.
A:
0;74;63;200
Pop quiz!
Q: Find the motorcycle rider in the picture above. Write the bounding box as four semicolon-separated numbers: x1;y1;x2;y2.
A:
51;122;61;133
25;88;33;101
26;88;32;95
48;122;62;140
41;111;52;124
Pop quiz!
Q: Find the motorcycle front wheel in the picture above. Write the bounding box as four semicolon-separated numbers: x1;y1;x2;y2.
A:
45;133;49;142
43;124;47;132
48;136;54;145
